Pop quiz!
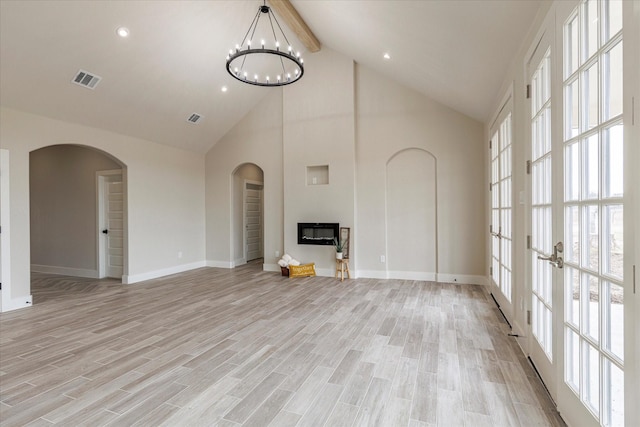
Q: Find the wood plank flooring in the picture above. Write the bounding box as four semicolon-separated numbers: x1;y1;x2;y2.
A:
0;264;565;426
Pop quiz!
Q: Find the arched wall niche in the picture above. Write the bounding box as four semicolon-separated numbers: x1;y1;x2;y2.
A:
385;148;438;279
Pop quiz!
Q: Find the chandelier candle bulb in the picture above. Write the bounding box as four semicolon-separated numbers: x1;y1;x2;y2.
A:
261;39;265;49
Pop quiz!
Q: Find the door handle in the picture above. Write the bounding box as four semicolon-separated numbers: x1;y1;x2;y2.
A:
102;229;109;234
538;241;563;268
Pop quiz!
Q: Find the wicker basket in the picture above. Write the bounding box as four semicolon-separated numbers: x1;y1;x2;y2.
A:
280;267;290;277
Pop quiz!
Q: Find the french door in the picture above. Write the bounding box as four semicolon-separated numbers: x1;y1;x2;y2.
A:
490;104;514;318
558;0;625;425
528;1;626;426
528;29;559;400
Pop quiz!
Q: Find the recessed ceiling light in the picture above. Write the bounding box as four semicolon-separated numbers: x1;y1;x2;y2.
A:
383;53;391;60
221;86;228;93
116;27;130;38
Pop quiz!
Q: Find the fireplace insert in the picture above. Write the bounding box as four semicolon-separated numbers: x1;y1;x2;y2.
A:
297;222;339;245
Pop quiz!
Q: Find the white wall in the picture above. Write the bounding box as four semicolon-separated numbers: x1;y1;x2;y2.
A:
0;107;206;310
30;145;121;275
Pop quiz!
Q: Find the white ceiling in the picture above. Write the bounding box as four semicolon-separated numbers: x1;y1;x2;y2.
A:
0;0;542;154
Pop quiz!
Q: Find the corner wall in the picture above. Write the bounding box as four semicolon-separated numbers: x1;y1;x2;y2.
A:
205;47;487;281
355;65;486;281
205;91;284;269
0;107;206;310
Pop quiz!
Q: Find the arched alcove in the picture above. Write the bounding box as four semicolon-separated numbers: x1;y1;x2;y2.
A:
29;144;128;285
231;163;264;266
385;148;437;279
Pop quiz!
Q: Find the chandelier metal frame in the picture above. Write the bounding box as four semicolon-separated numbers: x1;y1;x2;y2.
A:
226;2;304;87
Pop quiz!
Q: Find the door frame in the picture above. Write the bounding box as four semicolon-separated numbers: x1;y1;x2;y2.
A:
488;86;515;325
524;7;560;403
0;149;10;311
242;179;263;263
96;169;125;279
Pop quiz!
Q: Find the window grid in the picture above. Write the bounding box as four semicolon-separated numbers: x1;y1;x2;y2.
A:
490;114;513;303
531;48;553;361
562;1;624;425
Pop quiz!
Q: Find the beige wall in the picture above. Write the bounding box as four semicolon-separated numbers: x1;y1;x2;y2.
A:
283;49;356;274
356;65;486;280
30;145;121;274
205;91;284;268
0;107;205;311
205;48;486;281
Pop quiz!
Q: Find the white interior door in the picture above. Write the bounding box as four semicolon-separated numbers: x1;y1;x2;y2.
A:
244;181;263;262
99;172;123;279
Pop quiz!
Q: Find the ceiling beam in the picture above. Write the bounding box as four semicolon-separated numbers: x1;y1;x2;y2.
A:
268;0;321;53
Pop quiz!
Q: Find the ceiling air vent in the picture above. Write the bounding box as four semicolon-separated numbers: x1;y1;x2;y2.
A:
72;69;101;89
187;113;202;124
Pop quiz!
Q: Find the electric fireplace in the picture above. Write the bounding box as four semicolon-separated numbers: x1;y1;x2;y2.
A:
297;223;339;245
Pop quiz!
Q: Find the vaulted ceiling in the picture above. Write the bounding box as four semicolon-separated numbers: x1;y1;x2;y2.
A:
0;0;543;153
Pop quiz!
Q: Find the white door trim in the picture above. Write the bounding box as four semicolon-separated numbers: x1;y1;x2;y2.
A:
96;169;123;279
0;149;11;310
243;179;263;263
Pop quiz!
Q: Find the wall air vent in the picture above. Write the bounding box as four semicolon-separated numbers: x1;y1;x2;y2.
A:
187;113;202;124
71;69;101;89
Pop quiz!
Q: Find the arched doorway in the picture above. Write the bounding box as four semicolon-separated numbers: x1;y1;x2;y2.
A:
232;163;264;266
29;144;127;282
385;148;437;279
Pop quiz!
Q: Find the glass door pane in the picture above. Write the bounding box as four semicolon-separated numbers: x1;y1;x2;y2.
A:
531;48;554;361
490;112;513;306
561;1;624;425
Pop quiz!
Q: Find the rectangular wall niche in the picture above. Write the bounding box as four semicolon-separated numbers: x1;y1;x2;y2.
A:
306;165;329;185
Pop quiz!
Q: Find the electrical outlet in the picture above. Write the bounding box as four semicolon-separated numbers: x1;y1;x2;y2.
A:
178;251;183;259
380;255;386;263
275;250;280;258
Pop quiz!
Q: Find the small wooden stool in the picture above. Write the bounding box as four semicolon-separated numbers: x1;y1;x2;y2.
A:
335;258;351;281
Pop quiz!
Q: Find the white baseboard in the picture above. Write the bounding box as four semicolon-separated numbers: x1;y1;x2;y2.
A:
31;264;99;279
356;270;389;279
263;263;280;272
1;294;33;312
123;261;207;284
356;270;436;281
234;258;247;267
314;267;335;277
436;273;488;286
206;260;234;269
355;270;488;285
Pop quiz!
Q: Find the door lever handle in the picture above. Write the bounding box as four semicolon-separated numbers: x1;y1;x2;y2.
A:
537;253;556;262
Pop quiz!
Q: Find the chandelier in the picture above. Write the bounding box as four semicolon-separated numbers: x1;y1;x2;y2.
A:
226;1;304;87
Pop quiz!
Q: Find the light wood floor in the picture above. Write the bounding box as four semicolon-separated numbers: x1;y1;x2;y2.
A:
0;264;565;426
